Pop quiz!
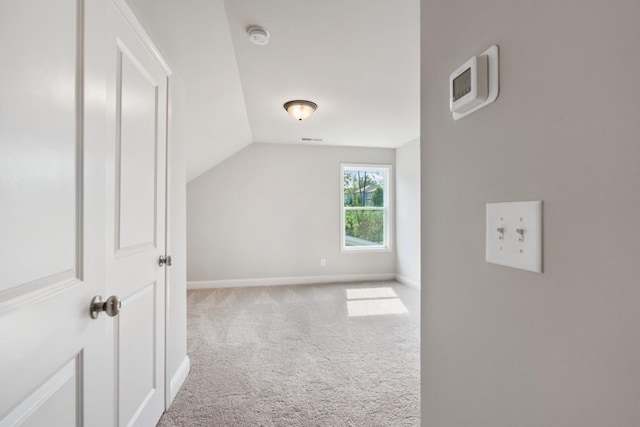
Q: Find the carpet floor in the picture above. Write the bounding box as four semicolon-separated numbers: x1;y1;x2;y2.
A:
158;281;420;426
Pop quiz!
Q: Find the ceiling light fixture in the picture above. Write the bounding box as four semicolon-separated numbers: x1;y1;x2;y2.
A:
283;100;318;121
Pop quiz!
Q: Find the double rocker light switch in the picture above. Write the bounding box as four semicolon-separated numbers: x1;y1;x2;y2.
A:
486;201;542;273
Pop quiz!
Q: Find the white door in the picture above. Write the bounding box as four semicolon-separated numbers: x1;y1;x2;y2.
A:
0;0;112;426
105;1;170;426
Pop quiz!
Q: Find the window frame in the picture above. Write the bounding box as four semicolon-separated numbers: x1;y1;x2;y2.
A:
340;163;392;253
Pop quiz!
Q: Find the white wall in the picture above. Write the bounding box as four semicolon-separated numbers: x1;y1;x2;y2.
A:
187;143;396;285
395;138;420;288
421;0;640;425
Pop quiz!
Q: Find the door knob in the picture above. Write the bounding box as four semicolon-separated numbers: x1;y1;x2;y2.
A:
159;255;172;267
90;295;122;319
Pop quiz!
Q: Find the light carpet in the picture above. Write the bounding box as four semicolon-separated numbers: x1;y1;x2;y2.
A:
158;280;420;426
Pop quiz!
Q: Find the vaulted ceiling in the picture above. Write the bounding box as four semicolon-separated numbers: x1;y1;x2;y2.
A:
127;0;419;181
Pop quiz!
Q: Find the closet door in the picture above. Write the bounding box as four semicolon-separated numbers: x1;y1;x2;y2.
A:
0;0;112;426
105;1;170;425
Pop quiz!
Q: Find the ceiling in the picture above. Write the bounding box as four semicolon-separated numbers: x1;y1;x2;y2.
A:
127;0;420;181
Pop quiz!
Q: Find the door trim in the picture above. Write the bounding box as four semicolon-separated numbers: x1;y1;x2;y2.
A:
110;0;172;76
169;356;190;404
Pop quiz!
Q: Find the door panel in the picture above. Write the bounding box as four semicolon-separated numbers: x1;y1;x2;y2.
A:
0;0;78;297
116;45;159;252
118;282;157;425
3;357;80;427
106;1;168;425
0;0;111;426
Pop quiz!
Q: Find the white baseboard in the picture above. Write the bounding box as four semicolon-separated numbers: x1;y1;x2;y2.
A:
169;356;190;405
395;274;420;289
187;273;396;290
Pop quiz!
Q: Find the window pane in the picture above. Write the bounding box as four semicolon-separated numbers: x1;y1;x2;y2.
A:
344;210;384;246
343;169;385;208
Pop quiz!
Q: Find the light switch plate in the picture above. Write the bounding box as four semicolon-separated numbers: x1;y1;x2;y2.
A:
486;201;542;273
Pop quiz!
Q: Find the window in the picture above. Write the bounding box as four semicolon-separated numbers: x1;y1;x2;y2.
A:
341;164;391;251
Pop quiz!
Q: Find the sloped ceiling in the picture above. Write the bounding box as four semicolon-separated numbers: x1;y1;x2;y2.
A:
127;0;419;181
126;0;253;181
224;0;420;149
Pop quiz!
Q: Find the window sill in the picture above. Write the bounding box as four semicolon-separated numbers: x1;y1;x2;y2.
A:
341;246;392;254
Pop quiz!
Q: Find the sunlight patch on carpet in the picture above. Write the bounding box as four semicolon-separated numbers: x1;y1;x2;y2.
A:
346;287;397;300
346;288;409;317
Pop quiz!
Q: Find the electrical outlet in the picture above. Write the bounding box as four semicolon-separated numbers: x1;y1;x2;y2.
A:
320;258;326;267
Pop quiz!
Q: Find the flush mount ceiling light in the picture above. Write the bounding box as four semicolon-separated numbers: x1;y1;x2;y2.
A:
283;100;318;121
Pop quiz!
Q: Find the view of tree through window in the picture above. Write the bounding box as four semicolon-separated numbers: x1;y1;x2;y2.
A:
342;166;389;248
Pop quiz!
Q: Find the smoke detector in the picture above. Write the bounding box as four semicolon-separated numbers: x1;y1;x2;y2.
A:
247;26;270;45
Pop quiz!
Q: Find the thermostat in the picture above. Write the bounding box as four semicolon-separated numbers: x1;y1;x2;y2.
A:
449;45;499;120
